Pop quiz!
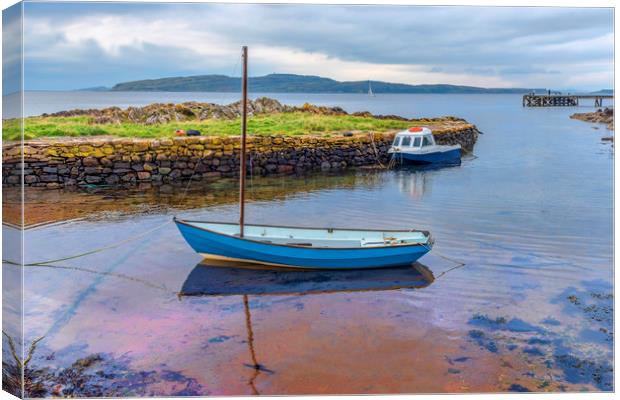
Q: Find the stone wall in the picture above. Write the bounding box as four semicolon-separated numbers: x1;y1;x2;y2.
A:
2;126;478;188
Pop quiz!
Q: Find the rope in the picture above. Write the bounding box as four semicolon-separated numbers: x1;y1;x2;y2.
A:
420;242;466;279
368;132;387;169
2;219;170;267
12;262;172;293
249;153;254;192
181;159;201;199
387;153;398;169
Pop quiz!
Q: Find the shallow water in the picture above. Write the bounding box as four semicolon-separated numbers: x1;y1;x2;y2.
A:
3;93;614;395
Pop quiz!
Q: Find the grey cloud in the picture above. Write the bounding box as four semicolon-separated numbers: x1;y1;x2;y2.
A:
20;3;614;90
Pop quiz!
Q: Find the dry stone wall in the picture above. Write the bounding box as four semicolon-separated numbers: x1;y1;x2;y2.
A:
2;126;478;188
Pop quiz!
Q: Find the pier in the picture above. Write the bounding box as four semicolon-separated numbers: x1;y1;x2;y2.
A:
523;94;613;107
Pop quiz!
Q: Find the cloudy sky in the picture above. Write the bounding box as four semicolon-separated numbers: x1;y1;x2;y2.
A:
9;2;616;91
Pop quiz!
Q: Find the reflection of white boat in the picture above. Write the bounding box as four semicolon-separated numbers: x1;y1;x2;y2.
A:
397;172;429;200
389;127;461;165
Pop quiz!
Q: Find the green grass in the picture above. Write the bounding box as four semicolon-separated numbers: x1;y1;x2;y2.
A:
3;112;416;140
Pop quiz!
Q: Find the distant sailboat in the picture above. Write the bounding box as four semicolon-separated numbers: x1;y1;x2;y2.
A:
368;80;375;97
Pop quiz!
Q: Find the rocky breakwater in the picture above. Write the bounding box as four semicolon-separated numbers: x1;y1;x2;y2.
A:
2;99;479;188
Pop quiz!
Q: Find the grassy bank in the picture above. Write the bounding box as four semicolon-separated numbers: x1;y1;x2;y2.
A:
3;112;426;141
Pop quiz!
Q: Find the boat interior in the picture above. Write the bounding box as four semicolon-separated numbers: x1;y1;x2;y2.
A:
182;221;431;248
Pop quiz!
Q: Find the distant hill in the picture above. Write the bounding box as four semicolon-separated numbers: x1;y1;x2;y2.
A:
109;73;543;94
76;86;110;92
590;89;613;95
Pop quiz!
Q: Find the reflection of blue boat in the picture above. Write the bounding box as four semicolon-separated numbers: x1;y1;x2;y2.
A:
174;219;433;270
388;127;461;165
179;260;434;296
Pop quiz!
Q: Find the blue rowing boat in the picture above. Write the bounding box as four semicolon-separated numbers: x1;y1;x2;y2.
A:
174;219;433;270
174;47;435;270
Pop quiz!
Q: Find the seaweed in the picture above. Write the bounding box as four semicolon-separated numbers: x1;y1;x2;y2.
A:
508;383;531;392
465;305;613;392
2;331;46;398
553;354;613;391
1;331;206;397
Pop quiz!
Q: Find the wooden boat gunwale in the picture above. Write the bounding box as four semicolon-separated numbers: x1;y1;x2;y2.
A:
174;217;433;251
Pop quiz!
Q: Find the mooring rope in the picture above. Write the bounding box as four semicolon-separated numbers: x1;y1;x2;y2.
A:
2;219;171;267
368;132;387;169
420;242;466;279
6;261;173;293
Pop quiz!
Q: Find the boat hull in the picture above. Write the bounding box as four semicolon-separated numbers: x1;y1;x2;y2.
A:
175;220;432;270
392;148;461;165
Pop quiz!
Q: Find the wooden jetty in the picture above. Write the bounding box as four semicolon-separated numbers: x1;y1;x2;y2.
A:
523;94;613;107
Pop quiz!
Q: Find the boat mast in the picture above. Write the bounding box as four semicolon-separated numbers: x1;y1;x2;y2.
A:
239;46;248;237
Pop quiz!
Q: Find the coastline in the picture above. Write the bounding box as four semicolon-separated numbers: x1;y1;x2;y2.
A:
570;107;614;131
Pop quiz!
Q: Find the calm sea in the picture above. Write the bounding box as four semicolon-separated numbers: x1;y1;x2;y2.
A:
4;91;614;395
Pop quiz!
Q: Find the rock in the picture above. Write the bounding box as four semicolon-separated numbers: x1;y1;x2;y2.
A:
571;107;614;130
40;174;58;182
84;167;102;174
85;175;102;184
203;172;221;179
5;175;20;184
24;175;39;184
105;175;120;185
137;171;151;180
277;165;294;174
158;167;172;175
114;162;130;169
83;157;99;167
121;173;136;182
320;161;331;171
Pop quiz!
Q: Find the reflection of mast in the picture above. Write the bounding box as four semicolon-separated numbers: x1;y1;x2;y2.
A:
242;294;274;394
243;294;260;395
